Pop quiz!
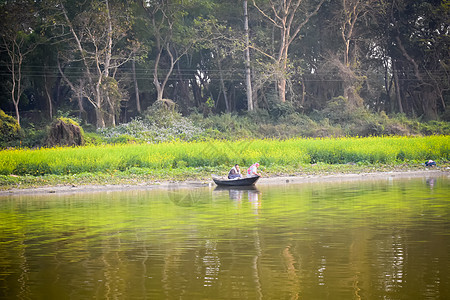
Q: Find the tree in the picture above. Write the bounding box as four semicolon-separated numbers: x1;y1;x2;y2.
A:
252;0;325;103
0;0;39;126
140;0;207;103
379;0;449;119
330;0;376;107
185;9;247;113
54;0;141;127
1;0;446;127
244;0;254;111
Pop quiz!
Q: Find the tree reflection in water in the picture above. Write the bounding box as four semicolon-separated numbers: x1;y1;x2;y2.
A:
1;177;448;299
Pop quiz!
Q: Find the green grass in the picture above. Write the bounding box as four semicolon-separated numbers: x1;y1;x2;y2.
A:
0;136;448;189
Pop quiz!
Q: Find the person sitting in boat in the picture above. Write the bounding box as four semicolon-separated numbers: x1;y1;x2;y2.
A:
228;164;243;179
425;159;436;167
247;163;260;177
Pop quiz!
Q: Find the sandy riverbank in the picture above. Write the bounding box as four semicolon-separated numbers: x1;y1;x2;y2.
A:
0;169;447;196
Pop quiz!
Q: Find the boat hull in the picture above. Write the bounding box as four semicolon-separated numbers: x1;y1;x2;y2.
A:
212;175;260;186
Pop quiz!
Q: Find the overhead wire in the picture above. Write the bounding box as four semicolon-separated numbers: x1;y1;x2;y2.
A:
0;63;447;83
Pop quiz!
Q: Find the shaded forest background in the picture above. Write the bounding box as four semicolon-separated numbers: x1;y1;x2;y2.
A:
0;0;449;146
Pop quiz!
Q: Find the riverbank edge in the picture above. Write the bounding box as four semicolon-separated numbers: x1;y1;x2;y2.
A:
1;169;448;196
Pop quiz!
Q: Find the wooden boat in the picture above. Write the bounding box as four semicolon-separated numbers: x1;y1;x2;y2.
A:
212;174;260;187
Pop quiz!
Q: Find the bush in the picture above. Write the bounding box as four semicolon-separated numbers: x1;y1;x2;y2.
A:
0;109;22;147
98;100;205;143
20;125;47;148
84;132;106;145
266;90;296;120
319;96;355;123
144;99;181;126
45;117;85;147
197;113;255;139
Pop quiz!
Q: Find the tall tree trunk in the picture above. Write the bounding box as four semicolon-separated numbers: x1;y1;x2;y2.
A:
44;71;53;120
11;56;22;125
104;0;115;126
192;78;202;107
153;49;164;101
278;78;287;103
301;75;306;107
95;110;105;128
78;79;85;120
392;62;404;114
244;0;253;111
216;53;230;112
277;47;289;102
7;43;26;126
176;62;192;111
153;43;175;102
383;60;393;112
107;96;116;126
422;88;438;120
95;81;105;128
132;59;141;113
340;0;359;67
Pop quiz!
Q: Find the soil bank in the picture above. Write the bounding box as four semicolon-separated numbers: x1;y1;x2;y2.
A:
0;169;447;196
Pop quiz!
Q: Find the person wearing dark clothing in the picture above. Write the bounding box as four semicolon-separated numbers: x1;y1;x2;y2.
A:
228;164;243;179
425;160;436;167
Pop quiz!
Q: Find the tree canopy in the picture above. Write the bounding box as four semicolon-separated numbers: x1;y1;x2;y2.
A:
0;0;448;128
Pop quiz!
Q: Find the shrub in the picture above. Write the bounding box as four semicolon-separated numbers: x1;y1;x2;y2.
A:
320;96;354;123
266;90;296;119
21;125;47;148
0;109;22;147
45;117;85;147
84;132;106;145
98;100;205;143
198;113;255;139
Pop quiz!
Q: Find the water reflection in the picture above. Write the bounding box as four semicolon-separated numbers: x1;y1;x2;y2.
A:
0;176;449;299
426;177;436;189
168;186;207;207
214;186;261;212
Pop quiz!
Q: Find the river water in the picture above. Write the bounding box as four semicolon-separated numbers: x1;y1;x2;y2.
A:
1;175;449;299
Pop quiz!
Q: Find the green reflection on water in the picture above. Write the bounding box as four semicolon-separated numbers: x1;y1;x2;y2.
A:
0;176;449;299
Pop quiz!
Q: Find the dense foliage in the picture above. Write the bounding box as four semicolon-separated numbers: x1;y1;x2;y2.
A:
0;109;22;146
1;136;448;177
0;0;448;137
